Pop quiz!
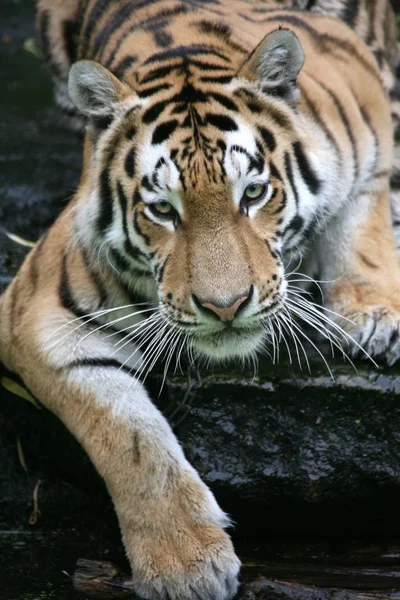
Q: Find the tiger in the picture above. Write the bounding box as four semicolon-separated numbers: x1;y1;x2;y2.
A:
1;0;400;598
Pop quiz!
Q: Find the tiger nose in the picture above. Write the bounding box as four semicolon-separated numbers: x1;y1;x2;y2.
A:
193;286;253;322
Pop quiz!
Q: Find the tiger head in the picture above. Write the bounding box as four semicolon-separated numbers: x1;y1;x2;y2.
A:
69;29;316;362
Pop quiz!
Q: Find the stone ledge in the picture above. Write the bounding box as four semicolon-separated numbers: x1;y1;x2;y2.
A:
2;356;400;537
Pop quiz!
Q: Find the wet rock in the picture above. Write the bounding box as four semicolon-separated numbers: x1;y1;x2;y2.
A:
165;362;400;536
238;578;395;599
3;357;400;538
70;558;400;599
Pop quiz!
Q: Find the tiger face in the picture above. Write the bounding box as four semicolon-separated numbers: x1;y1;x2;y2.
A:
69;29;317;361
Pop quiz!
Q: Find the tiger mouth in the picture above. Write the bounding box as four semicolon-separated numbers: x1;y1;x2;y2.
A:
190;324;266;360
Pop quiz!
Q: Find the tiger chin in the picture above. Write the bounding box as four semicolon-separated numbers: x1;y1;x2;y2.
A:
2;1;400;599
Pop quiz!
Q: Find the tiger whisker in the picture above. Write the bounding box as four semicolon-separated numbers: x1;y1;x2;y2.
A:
273;316;293;364
175;332;189;376
110;312;163;351
285;294;372;364
43;302;157;350
70;307;159;355
281;308;334;378
131;322;172;383
160;328;184;391
286;290;356;326
286;296;346;349
117;321;170;385
276;311;307;371
110;313;165;362
284;298;362;371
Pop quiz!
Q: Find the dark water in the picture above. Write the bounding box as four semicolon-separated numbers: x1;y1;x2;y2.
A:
4;529;400;599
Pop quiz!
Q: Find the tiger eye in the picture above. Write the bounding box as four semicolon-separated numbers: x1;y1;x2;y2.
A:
154;201;173;214
244;183;266;200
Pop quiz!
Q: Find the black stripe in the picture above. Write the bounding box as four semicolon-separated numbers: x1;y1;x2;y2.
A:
195;19;232;38
143;100;170;124
137;83;172;98
109;246;131;271
155;256;168;283
133;188;143;206
66;357;138;376
112;55;138;79
284;214;305;238
141;65;175;84
292;141;321;194
152;120;179;144
116;181;145;262
141;175;155;192
97;168;114;234
63;19;78;65
284;152;299;207
342;0;360;28
199;75;232;84
189;59;231;72
258;127;276;152
206;113;237;132
390;168;400;190
269;189;278;207
59;254;99;322
124;147;136;178
134;212;150;245
300;85;341;159
154;157;167;185
317;81;359;181
272;189;287;215
143;44;229;65
126;126;137;140
210;93;238;112
80;244;108;306
231;145;263;175
269;161;282;181
170;84;208;104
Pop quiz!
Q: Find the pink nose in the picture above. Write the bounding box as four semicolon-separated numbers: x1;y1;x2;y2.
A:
201;294;249;322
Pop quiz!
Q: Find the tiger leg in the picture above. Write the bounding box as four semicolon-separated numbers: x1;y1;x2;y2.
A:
0;247;240;600
314;184;400;365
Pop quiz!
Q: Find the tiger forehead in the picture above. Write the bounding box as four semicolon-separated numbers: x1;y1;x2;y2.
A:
136;111;269;190
134;84;293;141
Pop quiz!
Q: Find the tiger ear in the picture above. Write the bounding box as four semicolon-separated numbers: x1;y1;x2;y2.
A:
68;60;131;126
237;28;304;104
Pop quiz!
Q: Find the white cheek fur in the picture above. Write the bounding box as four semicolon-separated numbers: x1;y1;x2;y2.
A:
138;134;183;228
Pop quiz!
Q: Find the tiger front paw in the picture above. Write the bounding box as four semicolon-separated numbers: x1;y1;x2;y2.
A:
337;305;400;366
127;522;240;600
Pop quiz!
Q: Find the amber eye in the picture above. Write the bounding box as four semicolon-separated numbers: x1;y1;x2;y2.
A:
149;201;174;218
243;183;267;203
148;201;180;226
